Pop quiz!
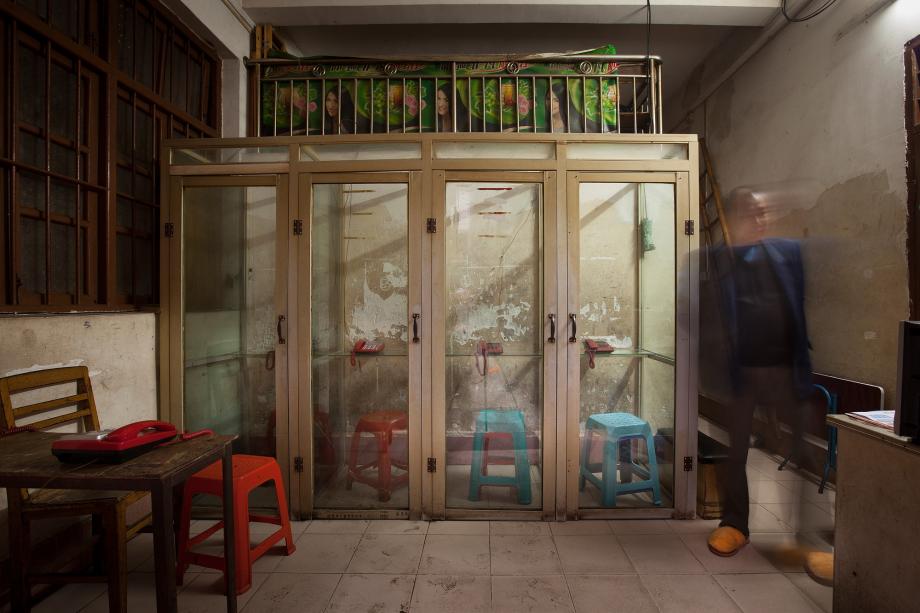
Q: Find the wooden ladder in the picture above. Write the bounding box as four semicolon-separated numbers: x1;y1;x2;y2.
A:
698;138;732;252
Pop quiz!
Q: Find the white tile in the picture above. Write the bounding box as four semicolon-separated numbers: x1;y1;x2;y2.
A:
490;520;551;536
748;480;798;504
780;481;835;505
715;573;822;613
666;518;722;534
748;533;829;573
81;573;175;613
241;572;340;613
346;534;425;574
177;572;269;612
549;520;611;536
409;575;491;613
609;519;674;535
491;576;575;613
748;503;793;532
365;519;429;535
305;519;369;534
326;574;415;612
784;572;833;613
274;533;361;573
427;520;490;535
619;534;706;574
32;582;108;613
567;575;658;613
418;535;491;575
680;532;781;574
553;535;634;574
490;535;563;575
641;574;742;613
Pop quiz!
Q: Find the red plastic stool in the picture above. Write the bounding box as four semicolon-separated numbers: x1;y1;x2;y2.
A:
176;455;296;594
346;410;409;502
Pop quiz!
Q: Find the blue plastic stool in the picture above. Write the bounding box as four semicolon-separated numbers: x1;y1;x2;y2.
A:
579;412;662;507
468;409;532;505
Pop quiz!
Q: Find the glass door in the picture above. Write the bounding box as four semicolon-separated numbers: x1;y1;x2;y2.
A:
301;172;422;516
565;172;692;517
171;175;289;508
432;171;557;518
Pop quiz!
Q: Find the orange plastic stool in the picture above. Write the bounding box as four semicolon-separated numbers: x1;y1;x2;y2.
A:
346;410;409;502
176;455;296;594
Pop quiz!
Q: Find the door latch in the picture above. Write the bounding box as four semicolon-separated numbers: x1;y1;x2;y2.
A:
426;218;437;233
427;457;437;473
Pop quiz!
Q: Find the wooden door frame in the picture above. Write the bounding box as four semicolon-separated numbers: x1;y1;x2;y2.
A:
906;35;920;318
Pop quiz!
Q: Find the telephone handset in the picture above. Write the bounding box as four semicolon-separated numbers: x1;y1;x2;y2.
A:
475;340;504;376
351;339;385;368
584;338;615;369
51;420;179;463
105;420;177;443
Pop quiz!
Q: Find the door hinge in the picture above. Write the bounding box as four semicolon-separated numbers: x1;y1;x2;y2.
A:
683;456;694;472
294;456;304;473
293;219;304;236
427;457;437;473
426;218;437;233
684;220;695;236
164;222;175;238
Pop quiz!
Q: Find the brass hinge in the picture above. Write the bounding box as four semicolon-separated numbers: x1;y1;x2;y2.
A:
293;219;304;236
426;218;437;233
684;220;695;236
683;456;694;472
164;222;175;238
427;457;437;472
294;456;304;473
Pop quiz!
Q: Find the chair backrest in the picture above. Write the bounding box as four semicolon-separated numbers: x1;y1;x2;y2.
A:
0;365;100;433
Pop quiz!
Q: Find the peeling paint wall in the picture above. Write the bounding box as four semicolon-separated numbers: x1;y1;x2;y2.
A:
670;0;918;402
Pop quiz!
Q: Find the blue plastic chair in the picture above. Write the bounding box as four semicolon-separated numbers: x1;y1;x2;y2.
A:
579;412;662;507
468;409;532;505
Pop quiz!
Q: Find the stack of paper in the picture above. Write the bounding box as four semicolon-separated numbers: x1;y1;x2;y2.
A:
845;410;895;431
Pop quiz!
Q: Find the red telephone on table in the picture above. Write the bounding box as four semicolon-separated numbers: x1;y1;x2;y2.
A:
475;340;504;376
585;338;615;369
52;420;178;464
351;339;385;368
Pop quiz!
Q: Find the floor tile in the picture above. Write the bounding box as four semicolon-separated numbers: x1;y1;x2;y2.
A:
619;534;706;574
409;575;491;613
427;520;490;535
780;481;835;505
680;532;780;574
666;518;721;534
326;574;415;613
748;480;798;504
759;502;834;532
641;574;742;613
747;533;829;573
490;535;563;575
81;573;181;613
241;572;340;613
784;572;833;613
748;504;793;532
566;575;658;613
366;519;429;535
715;573;821;612
176;572;268;612
346;533;425;574
32;582;108;613
548;520;611;536
126;533;155;571
418;534;490;575
490;520;551;536
553;535;634;574
305;519;369;534
609;519;674;535
274;533;361;573
491;576;575;613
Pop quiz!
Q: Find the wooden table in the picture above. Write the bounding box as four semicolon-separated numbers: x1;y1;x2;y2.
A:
0;432;238;613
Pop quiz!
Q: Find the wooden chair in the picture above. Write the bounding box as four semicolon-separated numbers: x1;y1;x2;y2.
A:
0;366;152;612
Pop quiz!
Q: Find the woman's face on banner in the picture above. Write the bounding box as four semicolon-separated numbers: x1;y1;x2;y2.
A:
549;89;561;115
325;91;339;117
437;90;449;116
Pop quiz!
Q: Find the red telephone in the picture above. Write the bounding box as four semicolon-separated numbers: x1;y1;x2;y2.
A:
585;338;615;369
475;340;504;376
52;420;179;464
351;339;385;368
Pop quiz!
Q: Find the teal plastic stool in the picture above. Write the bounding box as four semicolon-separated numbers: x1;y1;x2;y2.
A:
468;409;532;505
579;412;662;507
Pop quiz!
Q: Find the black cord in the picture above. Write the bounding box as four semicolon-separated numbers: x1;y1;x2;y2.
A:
645;0;652;69
781;0;839;22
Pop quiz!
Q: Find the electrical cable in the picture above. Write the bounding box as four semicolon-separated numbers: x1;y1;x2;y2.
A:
781;0;839;23
645;0;652;73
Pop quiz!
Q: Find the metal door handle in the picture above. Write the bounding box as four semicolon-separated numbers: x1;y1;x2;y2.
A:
277;315;286;345
548;314;556;343
412;313;420;343
568;313;577;343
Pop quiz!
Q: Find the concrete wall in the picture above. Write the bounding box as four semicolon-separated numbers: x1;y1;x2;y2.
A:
669;0;917;402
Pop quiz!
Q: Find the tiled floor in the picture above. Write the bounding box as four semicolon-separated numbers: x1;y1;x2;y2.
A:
26;449;834;613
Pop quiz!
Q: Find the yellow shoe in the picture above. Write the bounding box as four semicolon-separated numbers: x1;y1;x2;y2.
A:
707;526;749;557
804;551;834;587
